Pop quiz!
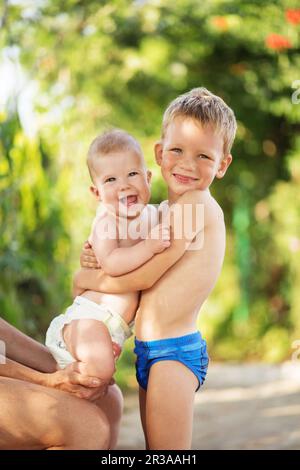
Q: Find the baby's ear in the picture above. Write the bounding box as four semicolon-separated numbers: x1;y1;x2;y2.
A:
216;154;232;179
154;141;163;166
90;185;101;200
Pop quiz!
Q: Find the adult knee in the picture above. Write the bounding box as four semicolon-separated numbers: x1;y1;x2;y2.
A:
110;385;124;423
84;407;111;450
106;385;124;449
60;402;111;450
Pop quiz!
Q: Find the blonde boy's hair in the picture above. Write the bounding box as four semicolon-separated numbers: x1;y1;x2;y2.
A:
162;87;237;156
87;129;143;181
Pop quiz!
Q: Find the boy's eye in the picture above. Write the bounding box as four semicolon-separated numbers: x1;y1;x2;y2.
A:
128;171;138;177
199;154;210;160
171;148;182;154
105;177;116;183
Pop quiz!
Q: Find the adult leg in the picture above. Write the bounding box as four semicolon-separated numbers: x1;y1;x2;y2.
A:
145;360;198;450
0;377;110;450
94;384;123;449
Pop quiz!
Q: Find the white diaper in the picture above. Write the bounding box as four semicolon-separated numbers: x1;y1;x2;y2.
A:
45;296;133;369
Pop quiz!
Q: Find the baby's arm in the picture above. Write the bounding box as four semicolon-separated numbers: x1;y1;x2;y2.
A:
91;213;170;277
63;319;115;384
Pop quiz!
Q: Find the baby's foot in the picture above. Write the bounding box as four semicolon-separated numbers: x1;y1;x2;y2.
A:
112;342;122;360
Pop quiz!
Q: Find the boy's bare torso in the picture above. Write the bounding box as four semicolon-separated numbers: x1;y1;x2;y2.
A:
135;195;226;340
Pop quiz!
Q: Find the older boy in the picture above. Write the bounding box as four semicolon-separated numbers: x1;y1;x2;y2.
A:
74;87;237;449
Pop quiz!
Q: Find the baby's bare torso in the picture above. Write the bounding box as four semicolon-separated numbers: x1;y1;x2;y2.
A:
135;196;226;340
82;205;158;323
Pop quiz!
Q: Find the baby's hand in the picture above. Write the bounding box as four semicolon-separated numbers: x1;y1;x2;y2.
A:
145;223;171;255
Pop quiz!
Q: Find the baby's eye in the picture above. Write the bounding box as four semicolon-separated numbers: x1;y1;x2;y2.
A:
105;177;116;183
171;148;182;154
128;171;138;177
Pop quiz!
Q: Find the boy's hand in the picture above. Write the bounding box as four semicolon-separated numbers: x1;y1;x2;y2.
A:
80;241;100;269
145;223;171;255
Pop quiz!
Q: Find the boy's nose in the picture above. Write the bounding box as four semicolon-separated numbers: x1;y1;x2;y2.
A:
178;157;196;172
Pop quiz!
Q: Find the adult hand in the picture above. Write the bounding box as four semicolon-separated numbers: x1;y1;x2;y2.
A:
80;241;100;269
43;364;114;401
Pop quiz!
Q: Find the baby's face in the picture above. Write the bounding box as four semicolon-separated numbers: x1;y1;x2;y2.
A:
92;150;151;218
155;116;231;202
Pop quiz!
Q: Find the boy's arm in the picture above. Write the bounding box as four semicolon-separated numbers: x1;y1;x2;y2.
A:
74;190;212;294
92;215;170;277
74;239;186;294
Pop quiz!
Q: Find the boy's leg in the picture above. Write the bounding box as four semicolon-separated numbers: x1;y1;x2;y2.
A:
145;360;198;450
63;319;115;382
0;377;110;450
139;386;149;449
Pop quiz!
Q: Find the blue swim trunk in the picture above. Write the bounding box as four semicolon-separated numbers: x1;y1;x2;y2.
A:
134;331;209;392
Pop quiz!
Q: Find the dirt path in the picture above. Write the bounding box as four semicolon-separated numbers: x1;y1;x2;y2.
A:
117;362;300;450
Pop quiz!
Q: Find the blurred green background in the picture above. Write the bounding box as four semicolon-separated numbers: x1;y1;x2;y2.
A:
1;0;300;390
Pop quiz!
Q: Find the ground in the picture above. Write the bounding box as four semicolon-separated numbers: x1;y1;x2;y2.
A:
117;362;300;450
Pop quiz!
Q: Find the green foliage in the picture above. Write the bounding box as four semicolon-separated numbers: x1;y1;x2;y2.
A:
115;337;137;391
1;0;300;389
0;109;71;340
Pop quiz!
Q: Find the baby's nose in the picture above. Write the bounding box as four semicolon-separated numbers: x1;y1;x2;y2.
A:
119;179;131;191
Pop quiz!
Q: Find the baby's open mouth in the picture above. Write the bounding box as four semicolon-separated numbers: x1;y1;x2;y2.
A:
119;195;138;207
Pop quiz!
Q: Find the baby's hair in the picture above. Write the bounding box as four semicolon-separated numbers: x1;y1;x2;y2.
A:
87;129;143;181
162;87;237;156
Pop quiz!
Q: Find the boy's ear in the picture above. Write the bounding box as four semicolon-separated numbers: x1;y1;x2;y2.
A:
216;154;232;179
90;184;101;200
147;170;152;184
154;141;163;166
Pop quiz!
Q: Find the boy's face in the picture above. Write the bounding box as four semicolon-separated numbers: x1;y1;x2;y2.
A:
155;116;232;203
90;150;151;218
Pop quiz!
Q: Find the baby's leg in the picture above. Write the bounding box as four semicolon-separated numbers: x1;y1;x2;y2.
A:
145;360;198;450
63;319;115;383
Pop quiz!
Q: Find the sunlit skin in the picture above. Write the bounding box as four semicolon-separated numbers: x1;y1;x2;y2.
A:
90;150;151;219
54;145;171;403
0;319;123;449
155;116;232;204
75;115;234;449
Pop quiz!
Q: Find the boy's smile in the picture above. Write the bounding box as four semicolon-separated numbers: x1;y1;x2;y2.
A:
172;173;199;185
155;116;232;203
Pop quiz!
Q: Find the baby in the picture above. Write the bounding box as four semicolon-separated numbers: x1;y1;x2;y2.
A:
46;129;170;384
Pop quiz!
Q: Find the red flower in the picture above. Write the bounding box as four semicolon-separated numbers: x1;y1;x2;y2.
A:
212;16;228;31
266;33;292;51
286;9;300;25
